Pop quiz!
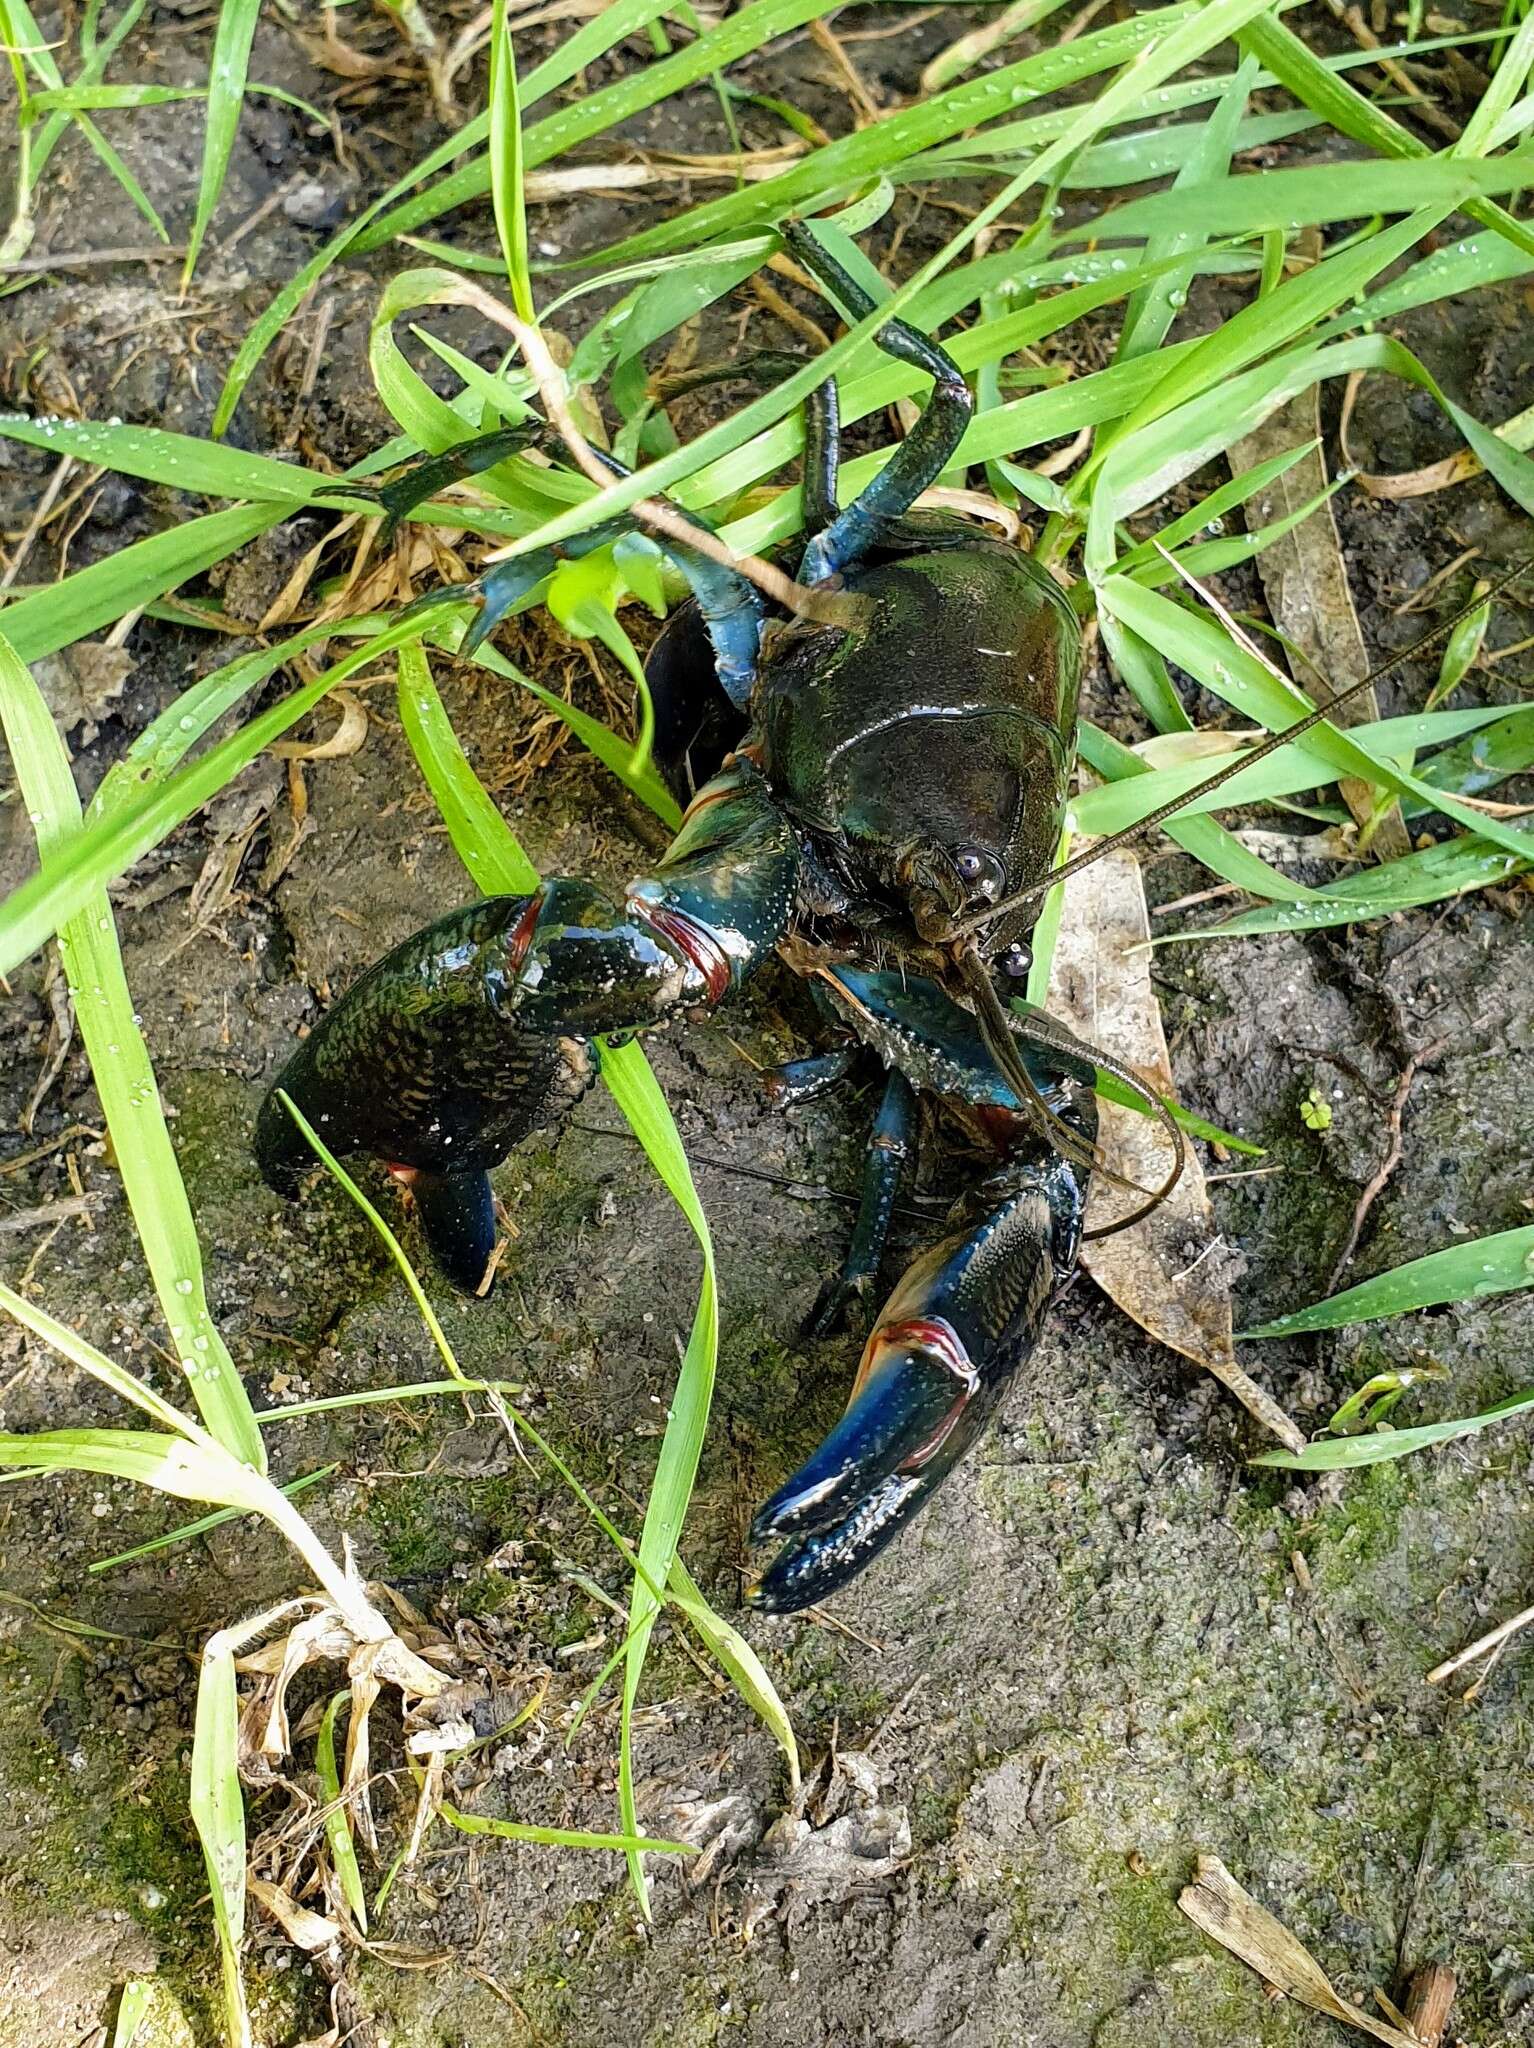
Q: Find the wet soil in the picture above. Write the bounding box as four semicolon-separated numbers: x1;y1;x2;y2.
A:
1;6;1532;2046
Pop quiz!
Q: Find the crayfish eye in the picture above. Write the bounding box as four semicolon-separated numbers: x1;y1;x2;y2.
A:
1001;941;1033;979
954;845;1005;901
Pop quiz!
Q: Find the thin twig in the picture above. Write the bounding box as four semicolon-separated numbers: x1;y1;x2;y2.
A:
1324;1038;1448;1295
0;454;74;590
442;278;855;627
1426;1599;1534;1685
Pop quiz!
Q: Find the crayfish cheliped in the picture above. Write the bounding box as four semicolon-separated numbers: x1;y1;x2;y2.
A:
256;223;1197;1612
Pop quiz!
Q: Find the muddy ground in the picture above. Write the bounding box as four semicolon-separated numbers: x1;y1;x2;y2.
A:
1;5;1532;2045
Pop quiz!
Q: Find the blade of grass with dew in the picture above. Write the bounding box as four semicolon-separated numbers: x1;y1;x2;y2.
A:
316;1691;367;1933
0;503;278;664
1235;10;1534;262
89;1464;337;1573
0;414;370;506
110;1982;154;2048
0;606;440;975
488;0;534;321
191;1629;251;2048
349;0;847;258
573;4;1201;270
1117;56;1258;364
181;0;262;289
1252;1384;1534;1471
0;1277;204;1436
1166;832;1529;937
0;633;266;1467
1059;147;1534;249
1242;1224;1534;1338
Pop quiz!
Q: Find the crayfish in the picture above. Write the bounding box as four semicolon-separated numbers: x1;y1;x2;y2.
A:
256;223;1402;1612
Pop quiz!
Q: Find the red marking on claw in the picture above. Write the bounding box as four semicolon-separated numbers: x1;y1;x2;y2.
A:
850;1314;978;1473
505;888;545;970
875;1316;976;1386
629;898;733;1003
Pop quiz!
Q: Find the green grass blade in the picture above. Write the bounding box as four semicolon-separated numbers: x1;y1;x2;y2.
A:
0;413;367;505
191;1631;251;2048
1098;577;1534;871
210;0;689;434
396;640;540;892
572;5;1196;271
0;1278;203;1438
88;1465;337;1573
1168;834;1528;939
434;1792;693;1857
0;609;431;975
110;1982;154;2048
0;632;266;1467
350;0;836;257
0;503;278;663
1117;56;1257;363
1236;10;1534;260
668;1558;799;1799
1242;1225;1534;1337
0;1428;259;1506
488;0;534;321
316;1692;367;1933
393;642;723;1911
599;1036;718;1915
1252;1384;1534;1470
181;0;262;289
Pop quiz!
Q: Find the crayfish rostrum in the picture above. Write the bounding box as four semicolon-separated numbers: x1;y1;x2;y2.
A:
256;225;1184;1613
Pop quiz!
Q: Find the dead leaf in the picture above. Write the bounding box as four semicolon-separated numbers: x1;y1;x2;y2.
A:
268;689;368;762
33;642;133;742
1229;386;1411;859
1048;849;1305;1453
1135;728;1262;770
1178;1855;1422;2048
250;1876;343;1955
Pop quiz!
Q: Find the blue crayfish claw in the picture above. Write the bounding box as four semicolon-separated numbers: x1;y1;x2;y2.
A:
747;1147;1089;1615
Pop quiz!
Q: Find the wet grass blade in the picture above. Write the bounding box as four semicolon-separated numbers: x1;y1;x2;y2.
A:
0;632;266;1468
211;0;701;433
488;0;534;321
316;1692;367;1933
181;0;261;289
0;413;367;506
191;1630;251;2048
0;608;433;974
1241;1224;1534;1338
110;1982;154;2048
396;639;540;891
0;503;278;664
1252;1383;1534;1470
